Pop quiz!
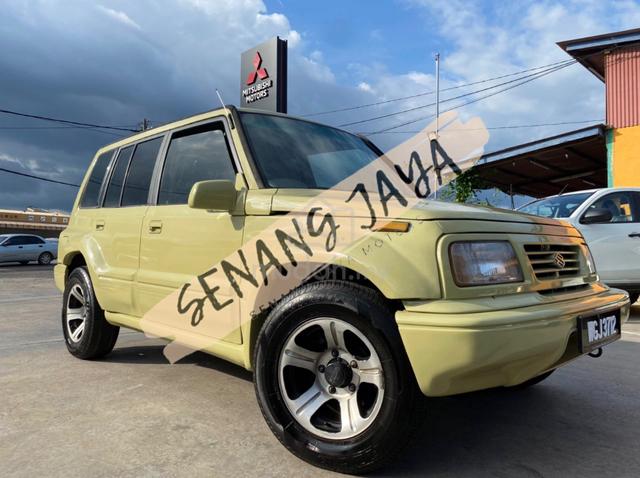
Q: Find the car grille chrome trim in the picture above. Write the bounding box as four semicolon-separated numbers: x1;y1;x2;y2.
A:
524;244;582;280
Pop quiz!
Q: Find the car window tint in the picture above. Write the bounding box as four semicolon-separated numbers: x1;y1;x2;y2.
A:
6;236;26;245
158;123;236;205
121;137;163;207
104;146;134;207
80;151;113;208
588;192;638;223
23;236;42;245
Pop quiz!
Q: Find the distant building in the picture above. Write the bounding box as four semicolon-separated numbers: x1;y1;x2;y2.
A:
474;28;640;199
0;207;69;238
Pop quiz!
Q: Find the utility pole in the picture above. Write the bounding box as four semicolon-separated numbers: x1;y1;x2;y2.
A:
433;52;440;200
435;52;440;138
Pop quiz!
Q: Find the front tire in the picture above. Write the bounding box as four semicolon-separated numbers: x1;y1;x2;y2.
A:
62;267;119;359
629;292;639;305
253;281;423;474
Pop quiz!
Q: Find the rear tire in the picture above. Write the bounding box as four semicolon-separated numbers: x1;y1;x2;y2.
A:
629;293;639;305
38;252;53;265
253;281;423;474
62;267;119;359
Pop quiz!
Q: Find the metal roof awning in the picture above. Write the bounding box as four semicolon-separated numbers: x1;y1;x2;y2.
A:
473;124;607;198
557;27;640;81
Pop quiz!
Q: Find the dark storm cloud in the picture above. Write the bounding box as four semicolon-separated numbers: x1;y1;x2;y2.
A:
0;1;305;211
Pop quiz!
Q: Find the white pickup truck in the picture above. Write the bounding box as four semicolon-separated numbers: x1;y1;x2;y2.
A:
519;187;640;304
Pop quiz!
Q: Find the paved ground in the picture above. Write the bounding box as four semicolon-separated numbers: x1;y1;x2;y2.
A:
1;263;639;477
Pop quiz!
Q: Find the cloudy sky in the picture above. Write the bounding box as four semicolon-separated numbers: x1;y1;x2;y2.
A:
1;0;639;212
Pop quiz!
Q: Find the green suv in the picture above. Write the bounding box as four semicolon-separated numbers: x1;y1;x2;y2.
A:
55;107;630;474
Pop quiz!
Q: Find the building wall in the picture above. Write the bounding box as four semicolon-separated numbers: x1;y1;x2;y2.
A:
0;226;63;238
611;125;640;187
606;46;640;129
605;46;640;187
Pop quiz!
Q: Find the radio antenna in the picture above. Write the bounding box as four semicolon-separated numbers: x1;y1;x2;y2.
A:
216;89;228;112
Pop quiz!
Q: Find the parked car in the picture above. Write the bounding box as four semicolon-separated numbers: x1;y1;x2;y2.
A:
0;233;57;265
518;188;640;304
54;107;630;474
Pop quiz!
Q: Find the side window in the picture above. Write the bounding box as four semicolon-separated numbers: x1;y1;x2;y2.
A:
80;151;113;208
158;122;236;205
103;146;135;207
587;192;638;223
6;236;26;246
121;137;163;207
20;236;43;245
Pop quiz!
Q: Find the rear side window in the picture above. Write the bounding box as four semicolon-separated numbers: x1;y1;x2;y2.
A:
23;236;44;245
80;151;113;208
158;122;236;205
121;137;163;207
103;146;134;207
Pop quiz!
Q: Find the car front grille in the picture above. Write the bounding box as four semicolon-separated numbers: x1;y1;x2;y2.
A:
524;244;582;280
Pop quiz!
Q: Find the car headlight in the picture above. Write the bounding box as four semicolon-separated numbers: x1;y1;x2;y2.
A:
584;245;598;275
449;241;524;286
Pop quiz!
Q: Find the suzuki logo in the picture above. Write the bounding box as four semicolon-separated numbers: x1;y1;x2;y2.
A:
552;252;566;269
247;52;269;85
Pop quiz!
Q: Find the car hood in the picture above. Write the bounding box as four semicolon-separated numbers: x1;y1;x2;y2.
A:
268;189;568;228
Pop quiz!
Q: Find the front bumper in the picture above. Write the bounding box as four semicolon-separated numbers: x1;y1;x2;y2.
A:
54;264;67;292
396;288;630;397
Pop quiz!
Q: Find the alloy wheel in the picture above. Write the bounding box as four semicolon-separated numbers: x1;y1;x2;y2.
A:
278;317;385;440
65;284;87;343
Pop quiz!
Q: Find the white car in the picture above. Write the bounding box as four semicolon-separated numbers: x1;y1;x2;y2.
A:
0;234;58;265
518;188;640;304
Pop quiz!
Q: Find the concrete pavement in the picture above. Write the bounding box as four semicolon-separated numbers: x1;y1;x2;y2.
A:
1;264;639;477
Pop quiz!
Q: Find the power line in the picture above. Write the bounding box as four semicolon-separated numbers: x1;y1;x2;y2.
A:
0;167;80;188
302;59;575;118
0;108;138;132
366;61;576;134
362;119;604;135
0;125;128;137
339;61;576;128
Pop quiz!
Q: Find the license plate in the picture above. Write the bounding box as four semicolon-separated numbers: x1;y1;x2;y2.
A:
577;310;621;353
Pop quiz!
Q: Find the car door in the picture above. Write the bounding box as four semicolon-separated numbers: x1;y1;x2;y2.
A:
137;118;245;343
22;236;45;261
578;190;640;284
91;136;165;315
1;236;27;262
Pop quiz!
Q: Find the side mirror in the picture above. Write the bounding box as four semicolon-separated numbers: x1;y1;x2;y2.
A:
581;207;613;224
188;180;237;211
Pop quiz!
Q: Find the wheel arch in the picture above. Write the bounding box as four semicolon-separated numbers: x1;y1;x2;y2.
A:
244;263;401;370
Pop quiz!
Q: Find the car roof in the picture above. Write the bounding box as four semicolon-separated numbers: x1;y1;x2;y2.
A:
92;106;364;158
537;187;640;200
0;233;43;238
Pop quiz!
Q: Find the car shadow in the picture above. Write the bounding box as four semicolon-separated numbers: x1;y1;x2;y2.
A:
374;340;640;477
104;337;638;476
104;343;253;382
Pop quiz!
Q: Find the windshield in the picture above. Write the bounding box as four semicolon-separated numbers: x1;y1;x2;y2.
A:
0;235;8;245
239;112;380;189
518;192;594;218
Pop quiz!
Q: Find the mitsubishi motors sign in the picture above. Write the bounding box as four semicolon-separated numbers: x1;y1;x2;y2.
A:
240;37;287;113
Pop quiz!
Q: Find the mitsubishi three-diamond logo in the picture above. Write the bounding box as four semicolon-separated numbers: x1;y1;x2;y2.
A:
247;52;269;85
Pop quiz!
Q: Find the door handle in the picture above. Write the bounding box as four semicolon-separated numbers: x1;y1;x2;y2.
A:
148;220;163;234
630;233;640;238
18;246;23;249
95;220;105;231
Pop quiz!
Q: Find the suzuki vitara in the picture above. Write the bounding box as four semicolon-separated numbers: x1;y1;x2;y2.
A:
55;107;630;474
